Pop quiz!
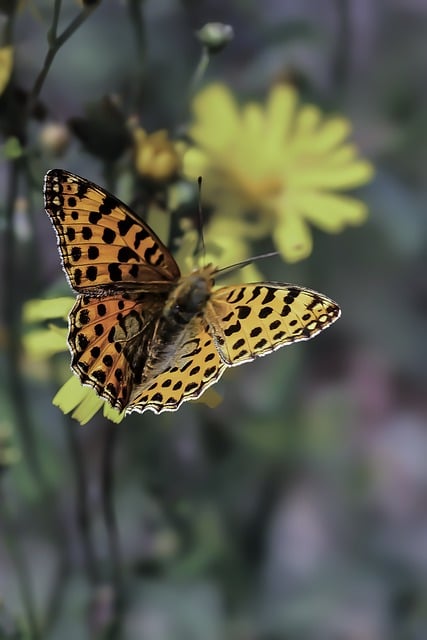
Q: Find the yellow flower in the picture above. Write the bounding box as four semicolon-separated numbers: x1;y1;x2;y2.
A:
183;84;374;262
133;127;183;183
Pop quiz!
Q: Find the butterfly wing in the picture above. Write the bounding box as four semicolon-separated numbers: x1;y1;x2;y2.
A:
69;292;166;411
207;283;341;365
126;317;227;414
44;169;180;292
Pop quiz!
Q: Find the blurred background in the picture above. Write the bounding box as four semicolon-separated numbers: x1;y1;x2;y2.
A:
1;1;427;638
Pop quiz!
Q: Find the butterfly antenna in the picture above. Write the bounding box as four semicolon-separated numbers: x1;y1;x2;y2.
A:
195;176;206;263
216;250;280;277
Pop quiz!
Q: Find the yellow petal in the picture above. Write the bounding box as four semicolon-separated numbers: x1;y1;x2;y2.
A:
53;376;103;425
190;84;240;152
53;376;124;424
23;297;74;323
296;192;368;231
265;84;298;144
295;104;322;133
103;404;125;423
238;103;266;171
0;46;13;96
273;208;312;263
182;147;210;179
23;328;68;358
71;392;105;425
304;117;352;153
288;159;374;189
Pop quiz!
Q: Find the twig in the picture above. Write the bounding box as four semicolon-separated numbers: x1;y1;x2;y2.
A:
27;0;99;114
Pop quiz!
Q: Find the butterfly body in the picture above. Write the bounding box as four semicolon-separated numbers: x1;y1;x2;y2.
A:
44;169;340;416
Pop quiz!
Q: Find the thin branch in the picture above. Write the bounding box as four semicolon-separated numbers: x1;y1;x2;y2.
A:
27;1;98;114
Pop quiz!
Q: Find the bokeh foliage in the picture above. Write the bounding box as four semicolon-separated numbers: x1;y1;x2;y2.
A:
0;1;426;639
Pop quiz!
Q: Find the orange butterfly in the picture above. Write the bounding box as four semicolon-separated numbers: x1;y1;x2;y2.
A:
44;169;340;415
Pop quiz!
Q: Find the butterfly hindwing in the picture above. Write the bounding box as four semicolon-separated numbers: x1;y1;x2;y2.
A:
127;317;227;414
207;283;341;365
69;292;165;411
44;169;180;292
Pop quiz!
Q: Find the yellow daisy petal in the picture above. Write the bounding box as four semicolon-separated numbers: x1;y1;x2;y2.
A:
295;104;322;133
71;391;105;425
288;160;374;189
182;147;210;179
238;102;274;174
306;117;352;153
323;144;358;165
190;84;240;152
52;376;99;417
296;192;368;231
23;297;74;323
265;84;298;144
23;328;68;358
272;208;312;263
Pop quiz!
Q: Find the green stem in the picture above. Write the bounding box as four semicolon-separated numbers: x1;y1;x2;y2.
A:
63;416;100;585
332;0;351;94
126;0;147;111
189;46;211;97
101;422;124;632
2;160;46;486
0;486;40;639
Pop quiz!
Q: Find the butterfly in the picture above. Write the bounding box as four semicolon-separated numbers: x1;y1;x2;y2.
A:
44;169;341;415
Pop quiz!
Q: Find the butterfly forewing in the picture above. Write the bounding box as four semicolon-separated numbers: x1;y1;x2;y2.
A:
207;284;341;365
44;169;180;291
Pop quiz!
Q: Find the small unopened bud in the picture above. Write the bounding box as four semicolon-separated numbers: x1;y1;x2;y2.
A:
39;122;71;156
196;23;234;53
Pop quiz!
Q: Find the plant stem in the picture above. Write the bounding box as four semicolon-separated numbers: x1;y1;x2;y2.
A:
189;46;211;97
2;159;46;487
64;417;100;585
0;486;40;639
126;0;147;111
332;0;351;94
101;422;124;631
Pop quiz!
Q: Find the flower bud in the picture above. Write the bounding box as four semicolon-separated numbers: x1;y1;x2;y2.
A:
39;122;71;156
195;23;234;53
